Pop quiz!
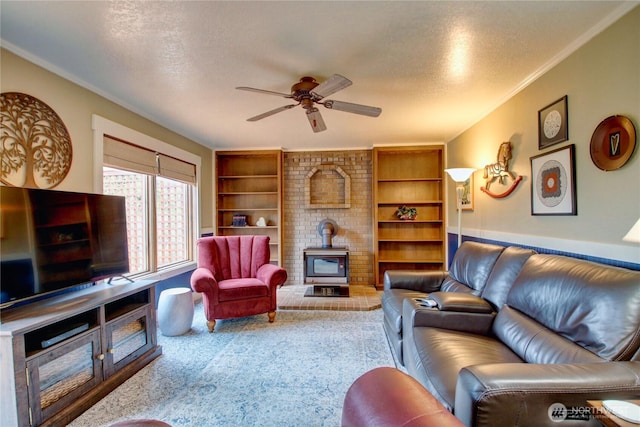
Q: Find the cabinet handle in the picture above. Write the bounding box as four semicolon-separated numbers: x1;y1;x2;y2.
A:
96;354;105;361
108;348;115;354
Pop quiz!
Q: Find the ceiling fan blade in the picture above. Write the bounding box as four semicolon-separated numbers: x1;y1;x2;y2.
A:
306;108;327;133
236;86;293;98
323;100;382;117
247;104;297;122
310;74;352;99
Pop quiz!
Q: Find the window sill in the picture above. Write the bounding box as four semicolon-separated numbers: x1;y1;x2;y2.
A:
129;262;197;283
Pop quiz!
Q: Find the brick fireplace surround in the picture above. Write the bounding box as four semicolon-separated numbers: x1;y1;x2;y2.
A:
283;150;374;288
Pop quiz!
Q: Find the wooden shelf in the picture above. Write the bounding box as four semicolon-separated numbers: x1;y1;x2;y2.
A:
219;175;278;179
377;200;443;204
373;146;445;288
219;225;279;229
377;178;442;182
218;192;279;195
218;208;279;212
379;238;443;242
215;150;283;266
378;259;444;263
378;220;443;223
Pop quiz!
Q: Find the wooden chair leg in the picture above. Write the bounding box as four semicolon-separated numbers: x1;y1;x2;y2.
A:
207;320;216;333
268;311;276;323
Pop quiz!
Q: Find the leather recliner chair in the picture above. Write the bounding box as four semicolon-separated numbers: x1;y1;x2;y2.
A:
382;241;508;365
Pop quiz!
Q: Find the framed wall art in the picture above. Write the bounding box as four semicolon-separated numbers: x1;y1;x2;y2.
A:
538;95;568;150
460;175;474;210
530;144;576;216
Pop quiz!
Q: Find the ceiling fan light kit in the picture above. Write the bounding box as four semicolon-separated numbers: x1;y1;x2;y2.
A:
237;74;382;133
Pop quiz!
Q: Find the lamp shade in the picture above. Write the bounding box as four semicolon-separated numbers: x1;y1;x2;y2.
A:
623;218;640;243
445;168;476;182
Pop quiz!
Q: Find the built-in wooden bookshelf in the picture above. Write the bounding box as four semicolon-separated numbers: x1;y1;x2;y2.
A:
215;150;283;265
373;145;445;288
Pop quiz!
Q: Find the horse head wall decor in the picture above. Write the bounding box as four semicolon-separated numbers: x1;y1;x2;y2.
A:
481;141;523;198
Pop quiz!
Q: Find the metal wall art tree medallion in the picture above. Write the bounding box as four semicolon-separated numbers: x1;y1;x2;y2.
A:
1;92;72;188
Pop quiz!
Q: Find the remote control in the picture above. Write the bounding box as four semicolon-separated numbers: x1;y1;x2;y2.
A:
421;299;437;308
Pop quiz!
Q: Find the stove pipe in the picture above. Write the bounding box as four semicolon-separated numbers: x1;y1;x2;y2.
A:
317;218;338;248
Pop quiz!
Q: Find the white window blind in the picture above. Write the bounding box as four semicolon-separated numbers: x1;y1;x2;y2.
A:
158;153;196;184
104;135;196;184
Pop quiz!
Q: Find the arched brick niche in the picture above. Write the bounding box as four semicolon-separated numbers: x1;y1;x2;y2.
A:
305;164;351;209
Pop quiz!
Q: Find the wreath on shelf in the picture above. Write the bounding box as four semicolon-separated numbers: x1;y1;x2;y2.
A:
396;205;417;220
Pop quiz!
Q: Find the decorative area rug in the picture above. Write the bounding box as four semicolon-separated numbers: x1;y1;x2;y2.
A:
277;284;382;311
69;304;395;427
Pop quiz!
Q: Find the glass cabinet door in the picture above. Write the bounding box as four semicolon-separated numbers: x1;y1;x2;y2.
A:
104;306;154;378
26;329;102;425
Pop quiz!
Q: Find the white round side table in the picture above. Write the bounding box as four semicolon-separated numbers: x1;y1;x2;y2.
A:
157;287;194;336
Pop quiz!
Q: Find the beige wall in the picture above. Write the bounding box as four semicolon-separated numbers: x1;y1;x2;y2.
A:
0;48;215;232
446;7;639;264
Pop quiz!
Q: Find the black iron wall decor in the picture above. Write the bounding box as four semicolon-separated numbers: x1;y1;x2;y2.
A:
0;92;72;188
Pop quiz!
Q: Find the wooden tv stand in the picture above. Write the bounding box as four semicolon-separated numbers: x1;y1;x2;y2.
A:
0;280;162;427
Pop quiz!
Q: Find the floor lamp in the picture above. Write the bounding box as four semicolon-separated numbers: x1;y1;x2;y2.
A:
444;168;476;248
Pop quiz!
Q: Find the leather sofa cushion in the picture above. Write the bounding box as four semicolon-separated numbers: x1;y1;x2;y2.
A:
410;327;523;409
441;242;504;294
493;306;603;364
480;246;536;310
505;254;640;361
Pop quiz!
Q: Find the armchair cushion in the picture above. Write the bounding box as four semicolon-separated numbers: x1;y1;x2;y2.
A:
218;278;268;302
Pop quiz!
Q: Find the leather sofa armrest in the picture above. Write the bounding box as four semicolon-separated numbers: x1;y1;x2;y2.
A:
384;270;447;292
410;308;496;336
404;296;495;335
342;367;464;427
429;292;493;313
455;362;640;427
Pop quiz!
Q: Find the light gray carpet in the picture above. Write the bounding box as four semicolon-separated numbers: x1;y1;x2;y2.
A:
69;304;396;427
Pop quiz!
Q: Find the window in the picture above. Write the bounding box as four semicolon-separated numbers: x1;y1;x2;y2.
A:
93;115;200;280
103;167;149;274
103;168;193;275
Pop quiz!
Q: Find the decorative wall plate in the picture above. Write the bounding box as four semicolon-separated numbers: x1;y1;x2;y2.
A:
590;115;636;171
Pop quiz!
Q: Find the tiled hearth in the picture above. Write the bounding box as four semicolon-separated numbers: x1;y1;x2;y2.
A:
277;285;381;311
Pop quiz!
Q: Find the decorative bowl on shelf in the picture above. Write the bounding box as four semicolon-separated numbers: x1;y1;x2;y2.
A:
396;206;417;220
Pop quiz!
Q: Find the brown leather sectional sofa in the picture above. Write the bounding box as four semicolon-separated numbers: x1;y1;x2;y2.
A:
361;242;640;426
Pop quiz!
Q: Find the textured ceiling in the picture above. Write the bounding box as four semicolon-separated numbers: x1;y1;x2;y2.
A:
1;1;635;150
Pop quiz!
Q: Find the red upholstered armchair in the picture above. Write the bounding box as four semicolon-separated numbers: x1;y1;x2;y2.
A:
190;235;287;332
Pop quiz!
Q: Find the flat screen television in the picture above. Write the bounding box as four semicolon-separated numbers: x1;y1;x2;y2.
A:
0;186;130;309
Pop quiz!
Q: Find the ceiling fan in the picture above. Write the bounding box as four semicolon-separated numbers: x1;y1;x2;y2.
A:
236;74;382;133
